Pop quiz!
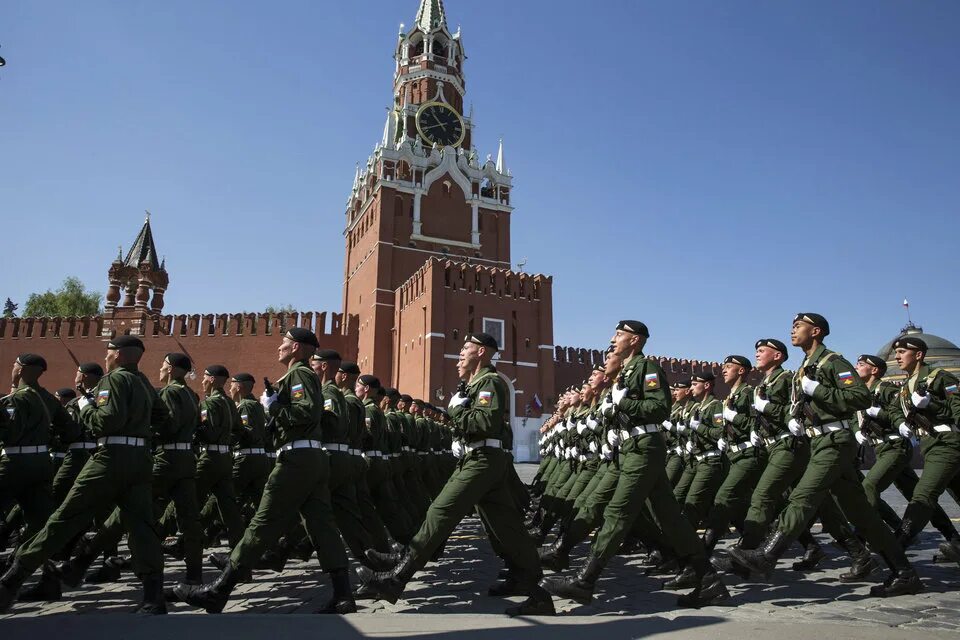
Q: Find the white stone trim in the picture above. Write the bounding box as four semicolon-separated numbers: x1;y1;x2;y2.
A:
426;332;445;339
539;345;555;350
514;361;538;368
383;242;510;267
410;233;479;250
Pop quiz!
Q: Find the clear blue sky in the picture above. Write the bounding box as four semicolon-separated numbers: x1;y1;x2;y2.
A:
2;0;958;363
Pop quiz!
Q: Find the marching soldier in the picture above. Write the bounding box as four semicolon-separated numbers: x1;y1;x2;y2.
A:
679;372;727;529
663;379;691;487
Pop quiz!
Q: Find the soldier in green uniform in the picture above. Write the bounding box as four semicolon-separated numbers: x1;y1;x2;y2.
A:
0;337;168;614
383;389;422;531
853;354;959;544
358;332;554;616
0;355;59;602
224;372;270;523
397;394;431;521
730;313;922;597
700;355;767;555
310;351;380;562
542;321;728;608
889;337;960;553
173;327;355;614
679;372;728;529
338;362;392;554
663;379;692;487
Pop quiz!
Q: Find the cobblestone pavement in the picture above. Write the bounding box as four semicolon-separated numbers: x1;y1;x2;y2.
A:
2;464;958;639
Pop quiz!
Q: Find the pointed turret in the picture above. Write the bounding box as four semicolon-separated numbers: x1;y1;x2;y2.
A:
496;138;505;174
381;108;397;148
123;212;161;271
415;0;447;32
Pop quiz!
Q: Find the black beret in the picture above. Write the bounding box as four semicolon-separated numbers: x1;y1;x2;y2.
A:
793;313;830;337
231;372;256;384
412;398;424;406
338;361;360;375
755;338;789;361
108;335;145;350
893;336;927;353
358;374;380;388
164;353;192;371
671;378;692;389
204;364;230;378
723;355;753;370
616;320;650;338
311;349;342;361
691;372;715;383
384;387;400;399
466;332;499;351
78;362;104;376
284;327;319;348
857;354;888;375
56;388;77;400
592;364;605;372
399;394;413;403
16;353;47;371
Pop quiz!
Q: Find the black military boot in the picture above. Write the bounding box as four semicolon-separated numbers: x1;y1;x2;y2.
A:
869;553;923;598
364;547;404;572
135;574;167;614
489;568;528;597
838;537;880;583
356;552;417;604
935;539;960;564
540;553;605;605
644;553;680;576
505;583;556;617
728;530;791;578
676;562;730;609
52;547;98;588
538;535;573;572
702;529;720;555
17;564;62;602
162;535;185;561
895;517;916;549
663;564;700;590
0;559;33;613
257;545;290;573
85;559;122;584
173;563;242;613
791;537;825;571
315;568;357;614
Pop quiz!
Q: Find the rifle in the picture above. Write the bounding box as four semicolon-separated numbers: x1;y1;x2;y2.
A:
263;377;278;434
750;383;774;439
723;396;738;441
903;381;934;435
456;379;470;408
790;364;820;428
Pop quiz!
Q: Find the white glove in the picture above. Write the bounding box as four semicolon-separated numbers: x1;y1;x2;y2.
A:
722;406;738;423
451;441;464;458
588;440;598;453
684;440;694;454
675;422;687;435
611;385;628;405
753;397;770;414
674;445;684;456
606;429;622;447
586;416;599;431
565;419;576;432
661;420;674;432
448;392;469;409
77;396;91;411
865;406;881;418
566;447;576;460
899;424;914;439
718;437;728;452
750;430;763;447
911;392;931;409
600;396;614;417
553;444;561;457
689;418;701;430
600;443;613;460
788;419;803;436
576;422;588;435
855;430;869;446
260;391;278;410
801;377;820;397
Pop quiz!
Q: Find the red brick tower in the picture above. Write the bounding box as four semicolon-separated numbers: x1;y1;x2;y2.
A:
102;212;169;337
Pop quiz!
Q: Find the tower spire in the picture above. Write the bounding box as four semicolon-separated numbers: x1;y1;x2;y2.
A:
415;0;447;32
496;138;505;173
123;213;161;271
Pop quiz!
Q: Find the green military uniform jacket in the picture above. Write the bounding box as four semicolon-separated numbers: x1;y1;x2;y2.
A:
752;366;792;436
80;364;162;440
320;381;350;445
792;345;870;425
693;396;724;450
1;382;52;447
448;364;509;443
342;388;365;452
614;352;670;454
362;398;387;453
198;388;240;447
899;363;960;430
723;381;755;442
267;359;323;445
235;395;268;449
156;379;199;445
854;379;901;438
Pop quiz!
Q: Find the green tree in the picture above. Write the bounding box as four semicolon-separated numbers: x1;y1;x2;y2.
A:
264;304;297;314
24;277;102;317
2;298;17;318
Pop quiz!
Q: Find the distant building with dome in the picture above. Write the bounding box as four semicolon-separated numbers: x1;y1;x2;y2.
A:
878;322;960;382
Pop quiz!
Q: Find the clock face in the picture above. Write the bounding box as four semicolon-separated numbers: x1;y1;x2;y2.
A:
415;102;465;148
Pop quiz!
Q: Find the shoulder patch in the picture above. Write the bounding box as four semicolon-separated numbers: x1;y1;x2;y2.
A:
644;372;660;390
291;383;305;400
364;416;371;427
5;407;14;420
240;413;249;426
713;412;724;426
478;390;493;407
945;384;958;396
200;408;208;422
838;371;854;386
97;389;110;406
324;398;333;410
